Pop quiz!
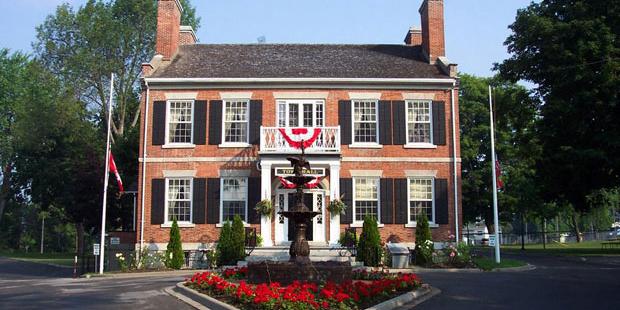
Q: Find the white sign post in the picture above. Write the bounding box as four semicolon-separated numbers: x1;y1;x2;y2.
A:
93;243;100;273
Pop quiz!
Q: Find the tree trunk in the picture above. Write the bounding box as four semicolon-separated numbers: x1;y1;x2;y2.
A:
0;163;12;222
571;212;583;243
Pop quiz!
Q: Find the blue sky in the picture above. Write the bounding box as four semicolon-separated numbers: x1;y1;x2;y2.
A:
0;0;534;77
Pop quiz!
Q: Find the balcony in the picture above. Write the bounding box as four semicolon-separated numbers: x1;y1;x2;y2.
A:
260;126;341;154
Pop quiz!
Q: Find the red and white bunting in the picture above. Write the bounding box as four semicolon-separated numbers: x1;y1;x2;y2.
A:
305;177;323;189
278;127;321;149
278;176;297;189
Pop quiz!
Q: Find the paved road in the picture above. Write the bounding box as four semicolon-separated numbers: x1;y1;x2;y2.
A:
0;257;192;310
413;252;620;310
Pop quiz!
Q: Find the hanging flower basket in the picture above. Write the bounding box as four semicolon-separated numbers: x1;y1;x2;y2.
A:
327;199;347;216
254;199;274;218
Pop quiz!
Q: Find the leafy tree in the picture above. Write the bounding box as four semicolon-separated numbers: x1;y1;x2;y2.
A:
357;216;382;267
165;220;184;269
497;0;619;241
414;212;432;266
231;215;246;262
216;221;233;266
459;74;542;233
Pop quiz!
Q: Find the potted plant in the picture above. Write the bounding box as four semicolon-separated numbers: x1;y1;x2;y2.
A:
254;199;273;218
327;198;347;216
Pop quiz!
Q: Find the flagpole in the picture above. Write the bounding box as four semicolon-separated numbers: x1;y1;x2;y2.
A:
99;73;114;274
489;85;501;264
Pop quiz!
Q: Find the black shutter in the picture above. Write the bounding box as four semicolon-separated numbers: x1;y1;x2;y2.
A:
392;101;406;145
249;100;263;145
435;179;449;224
207;178;220;224
152;101;166;145
378;101;393;145
151;179;165;224
338;100;352;145
432;101;446;146
208;100;222;145
394;179;408;224
247;177;261;224
380;178;394;224
193;100;207;145
192;178;206;224
340;178;353;224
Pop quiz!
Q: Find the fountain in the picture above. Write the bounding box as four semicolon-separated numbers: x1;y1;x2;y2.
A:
247;142;352;285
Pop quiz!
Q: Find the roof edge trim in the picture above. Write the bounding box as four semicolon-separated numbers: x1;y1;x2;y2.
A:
144;77;456;85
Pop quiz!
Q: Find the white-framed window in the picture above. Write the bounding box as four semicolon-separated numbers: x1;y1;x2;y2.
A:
353;177;379;222
408;178;434;223
276;100;324;127
220;177;248;222
166;100;194;144
166;178;192;223
406;100;432;144
223;100;249;143
352;100;378;144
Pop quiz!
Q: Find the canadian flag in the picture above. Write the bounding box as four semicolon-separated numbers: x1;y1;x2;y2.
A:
109;151;124;193
278;127;322;149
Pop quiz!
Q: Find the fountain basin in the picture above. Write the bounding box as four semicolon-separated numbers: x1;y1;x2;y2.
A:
246;260;353;285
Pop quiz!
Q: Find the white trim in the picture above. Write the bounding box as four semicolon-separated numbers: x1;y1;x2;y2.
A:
342;157;461;163
348;92;382;100
218;143;251;148
402;93;436;100
406;177;436;225
349;170;383;177
405;99;433;145
138;156;462;163
161;222;195;228
161;143;195;149
220;169;251;177
221;99;250;145
273;92;329;99
216;222;251;228
145;77;457;84
404;143;437;149
348;143;383;149
405;223;439;228
276;99;325;127
164;177;193;225
165;99;194;145
219;92;253;100
165;92;198;100
405;170;437;177
219;177;249;224
163;170;197;178
350;223;385;228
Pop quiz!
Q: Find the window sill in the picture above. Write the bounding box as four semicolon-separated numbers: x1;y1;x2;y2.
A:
350;222;385;228
162;143;196;149
219;143;252;148
403;143;437;149
405;223;439;228
348;144;383;149
216;222;252;228
161;222;195;228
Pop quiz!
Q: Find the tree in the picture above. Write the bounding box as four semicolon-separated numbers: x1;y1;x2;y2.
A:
231;215;246;262
459;74;541;233
216;221;233;266
165;220;184;269
357;216;382;267
414;212;432;266
497;0;620;241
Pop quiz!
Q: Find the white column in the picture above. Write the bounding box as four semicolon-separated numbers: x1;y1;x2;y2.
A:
329;163;341;245
260;162;273;246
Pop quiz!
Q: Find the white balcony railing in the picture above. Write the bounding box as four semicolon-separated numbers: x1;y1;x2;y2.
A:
260;126;341;154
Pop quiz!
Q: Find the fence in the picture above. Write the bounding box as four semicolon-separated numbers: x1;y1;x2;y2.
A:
463;229;618;246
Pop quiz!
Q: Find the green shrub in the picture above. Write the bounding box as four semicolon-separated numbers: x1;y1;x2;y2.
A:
339;230;357;247
165;220;185;269
414;212;433;266
357;216;382;267
216;221;233;266
231;215;246;261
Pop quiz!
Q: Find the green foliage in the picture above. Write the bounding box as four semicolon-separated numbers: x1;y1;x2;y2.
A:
231;215;246;262
338;230;357;247
254;199;273;218
414;213;433;266
357;216;382;267
216;221;234;266
165;220;185;269
327;199;347;216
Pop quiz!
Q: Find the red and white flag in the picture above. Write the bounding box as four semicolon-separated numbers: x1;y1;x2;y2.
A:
495;157;504;190
109;151;124;193
278;127;322;149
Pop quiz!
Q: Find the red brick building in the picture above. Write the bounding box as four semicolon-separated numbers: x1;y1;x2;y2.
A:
136;0;461;252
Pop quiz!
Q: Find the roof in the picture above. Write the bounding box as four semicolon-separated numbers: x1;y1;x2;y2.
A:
149;44;449;79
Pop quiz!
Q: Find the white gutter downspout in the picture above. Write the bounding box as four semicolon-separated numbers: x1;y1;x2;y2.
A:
451;83;460;242
139;80;150;254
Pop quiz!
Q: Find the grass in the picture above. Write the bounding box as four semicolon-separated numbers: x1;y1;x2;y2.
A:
473;256;527;271
501;240;620;256
0;250;75;266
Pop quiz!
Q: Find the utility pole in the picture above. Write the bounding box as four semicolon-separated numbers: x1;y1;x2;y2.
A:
489;85;501;264
40;213;45;254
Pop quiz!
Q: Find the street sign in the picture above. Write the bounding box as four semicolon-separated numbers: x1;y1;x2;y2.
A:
93;243;100;256
489;235;496;247
110;237;120;245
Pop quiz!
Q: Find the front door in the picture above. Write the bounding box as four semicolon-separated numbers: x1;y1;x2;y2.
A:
275;189;325;245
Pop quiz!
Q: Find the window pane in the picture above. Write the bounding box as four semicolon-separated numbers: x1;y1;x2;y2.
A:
303;104;313;127
355;178;378;200
409;178;433;222
407;101;431;143
223;201;246;222
353;101;377;143
222;178;247;200
409;201;432;223
355;201;378;222
224;122;247;143
224;100;248;143
315;104;324;127
278;103;286;127
167;178;191;222
288;104;298;127
168;101;193;143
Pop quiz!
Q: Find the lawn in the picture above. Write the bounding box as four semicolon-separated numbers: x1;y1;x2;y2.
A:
0;250;75;266
501;241;620;256
472;256;527;271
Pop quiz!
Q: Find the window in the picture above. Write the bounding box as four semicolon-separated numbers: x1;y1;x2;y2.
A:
167;100;193;144
166;178;192;223
407;100;432;144
223;100;249;143
221;177;247;222
353;100;378;143
276;100;324;127
408;178;434;223
353;178;379;222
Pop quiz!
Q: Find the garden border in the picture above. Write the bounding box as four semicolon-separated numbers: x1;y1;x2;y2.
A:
166;281;439;310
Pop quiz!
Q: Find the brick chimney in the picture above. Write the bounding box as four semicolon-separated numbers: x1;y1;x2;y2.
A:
404;26;422;46
419;0;445;64
155;0;183;60
179;26;197;45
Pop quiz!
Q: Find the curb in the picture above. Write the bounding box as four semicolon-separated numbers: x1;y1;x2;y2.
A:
385;264;535;273
167;281;439;310
488;263;536;272
81;269;209;279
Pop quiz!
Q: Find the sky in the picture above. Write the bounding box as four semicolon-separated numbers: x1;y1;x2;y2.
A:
0;0;534;78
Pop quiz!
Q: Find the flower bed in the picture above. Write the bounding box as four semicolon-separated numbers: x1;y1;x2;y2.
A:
186;269;422;309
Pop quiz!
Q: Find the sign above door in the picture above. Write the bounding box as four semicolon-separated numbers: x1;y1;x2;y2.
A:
275;167;325;177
